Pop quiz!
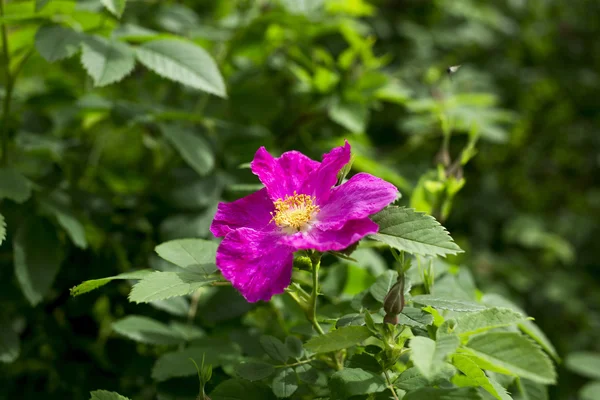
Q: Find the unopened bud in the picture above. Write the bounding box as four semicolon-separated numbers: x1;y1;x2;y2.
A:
383;273;405;321
293;256;312;271
383;313;398;325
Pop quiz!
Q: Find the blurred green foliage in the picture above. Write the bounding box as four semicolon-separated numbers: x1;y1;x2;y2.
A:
0;0;598;399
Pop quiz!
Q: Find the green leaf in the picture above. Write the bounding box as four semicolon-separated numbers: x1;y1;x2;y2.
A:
461;332;556;384
403;387;483;400
580;381;600;400
411;295;486;312
155;238;218;269
398;307;435;328
70;270;152;296
161;126;215;176
90;390;131;400
35;0;51;12
304;326;372;354
296;364;319;384
517;378;547;400
370;270;398;302
152;338;241;381
14;219;64;306
565;352;600;379
336;313;365;328
150;297;189;317
136;39;226;97
128;268;221;303
0;316;19;363
482;294;558;361
272;367;298;398
285;336;304;359
280;0;324;15
41;199;88;249
452;354;512;400
0;168;31;203
409;335;459;380
329;100;369;133
101;0;126;17
409;337;436;379
370;207;463;257
210;379;275;400
111;315;186;345
260;335;291;363
168;322;204;342
0;213;6;246
329;368;386;399
81;35;135;87
439;308;524;338
395;367;428;391
35;24;81;62
235;361;276;381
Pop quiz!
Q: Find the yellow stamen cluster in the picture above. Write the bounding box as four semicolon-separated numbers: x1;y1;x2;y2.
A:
271;191;320;232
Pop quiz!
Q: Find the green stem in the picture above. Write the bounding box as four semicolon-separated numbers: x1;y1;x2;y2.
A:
0;0;12;166
308;253;325;335
384;370;400;400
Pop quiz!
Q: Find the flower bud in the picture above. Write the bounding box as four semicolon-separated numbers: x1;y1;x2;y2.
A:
383;273;405;320
293;256;312;271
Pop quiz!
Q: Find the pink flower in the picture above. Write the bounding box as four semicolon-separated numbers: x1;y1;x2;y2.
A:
210;141;398;302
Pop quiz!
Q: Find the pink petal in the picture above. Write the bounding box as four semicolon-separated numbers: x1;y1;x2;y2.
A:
317;173;398;230
216;228;294;302
281;218;379;252
250;147;320;201
210;188;275;238
302;140;351;204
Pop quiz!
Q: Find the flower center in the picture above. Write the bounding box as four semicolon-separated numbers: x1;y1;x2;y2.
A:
271;191;320;232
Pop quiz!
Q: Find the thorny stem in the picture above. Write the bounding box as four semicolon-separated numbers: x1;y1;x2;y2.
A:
384;370;400;400
308;253;325;335
0;0;12;166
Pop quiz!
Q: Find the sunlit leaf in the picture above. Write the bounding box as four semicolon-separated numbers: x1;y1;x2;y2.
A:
438;308;525;338
136;39;226;97
155;238;218;269
70;270;152;296
460;332;556;384
81;35;135;87
370;207;463;257
452;354;512;400
128;268;222;303
409;335;459;380
100;0;126;18
411;295;485;312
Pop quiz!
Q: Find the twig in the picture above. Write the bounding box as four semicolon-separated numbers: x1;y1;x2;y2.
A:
384;370;400;400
